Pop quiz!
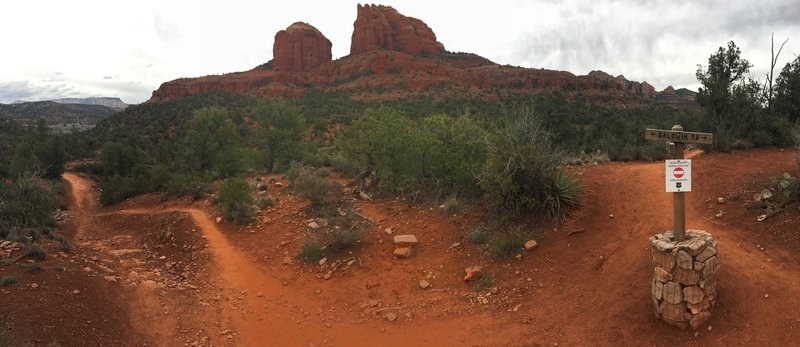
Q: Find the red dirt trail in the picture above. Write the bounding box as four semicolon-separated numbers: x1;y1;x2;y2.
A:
44;149;800;346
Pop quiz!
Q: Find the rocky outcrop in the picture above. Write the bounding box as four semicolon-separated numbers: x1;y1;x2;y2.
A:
350;4;444;56
273;22;332;72
147;5;688;107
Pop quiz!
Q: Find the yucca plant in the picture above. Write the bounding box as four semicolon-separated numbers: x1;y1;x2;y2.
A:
545;167;581;221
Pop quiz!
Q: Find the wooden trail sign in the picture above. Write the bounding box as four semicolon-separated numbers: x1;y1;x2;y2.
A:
645;129;713;145
644;125;713;242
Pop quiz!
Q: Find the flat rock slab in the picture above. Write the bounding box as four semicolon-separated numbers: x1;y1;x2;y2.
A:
393;235;418;247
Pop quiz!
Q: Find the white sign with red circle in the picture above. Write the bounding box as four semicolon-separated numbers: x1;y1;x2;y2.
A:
666;159;691;192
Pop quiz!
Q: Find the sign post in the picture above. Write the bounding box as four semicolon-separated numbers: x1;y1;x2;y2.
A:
644;125;713;242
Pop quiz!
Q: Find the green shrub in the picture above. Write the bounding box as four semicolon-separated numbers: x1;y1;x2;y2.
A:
22;263;43;273
324;228;363;254
24;244;47;260
216;178;256;225
442;195;463;214
468;228;489;244
1;276;17;286
480;109;580;223
474;272;494;291
290;165;341;206
491;232;526;258
255;195;274;208
0;259;14;267
296;242;325;263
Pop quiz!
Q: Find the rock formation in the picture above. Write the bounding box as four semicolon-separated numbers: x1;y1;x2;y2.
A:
273;22;332;72
350;4;444;56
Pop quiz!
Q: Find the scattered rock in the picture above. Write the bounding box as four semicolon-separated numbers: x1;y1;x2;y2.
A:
757;214;767;222
394;247;413;258
273;182;284;188
524;240;538;251
318;257;327;266
83;267;92;272
385;312;398;322
216;217;222;223
707;325;712;332
764;293;769;299
359;191;372;201
72;290;80;295
393;235;418;247
308;221;320;229
464;266;483;282
282;256;292;265
366;279;380;289
257;292;263;297
103;276;118;282
418;280;430;290
323;272;332;280
715;211;724;219
30;283;38;289
717;197;725;204
384;228;393;235
609;214;614;219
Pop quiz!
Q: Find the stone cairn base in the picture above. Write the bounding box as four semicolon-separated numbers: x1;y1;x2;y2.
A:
650;229;718;329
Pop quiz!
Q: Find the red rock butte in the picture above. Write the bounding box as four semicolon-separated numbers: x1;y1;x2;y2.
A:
273;22;332;72
350;4;444;56
147;4;693;105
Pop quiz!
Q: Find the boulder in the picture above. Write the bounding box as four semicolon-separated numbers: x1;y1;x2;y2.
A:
463;266;483;282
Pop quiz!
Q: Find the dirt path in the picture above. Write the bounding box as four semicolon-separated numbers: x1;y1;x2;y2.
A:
55;148;800;346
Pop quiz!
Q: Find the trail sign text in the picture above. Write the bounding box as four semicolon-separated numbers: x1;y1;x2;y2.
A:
644;129;713;145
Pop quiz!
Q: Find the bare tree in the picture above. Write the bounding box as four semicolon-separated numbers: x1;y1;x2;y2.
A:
763;33;789;116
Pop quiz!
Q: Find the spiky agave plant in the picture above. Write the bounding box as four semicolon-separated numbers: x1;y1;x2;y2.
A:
545;167;581;221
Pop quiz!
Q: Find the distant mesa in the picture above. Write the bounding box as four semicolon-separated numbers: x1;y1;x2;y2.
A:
350;4;445;56
147;4;695;106
273;22;332;72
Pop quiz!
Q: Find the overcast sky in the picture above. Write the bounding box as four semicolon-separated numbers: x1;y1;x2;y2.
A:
1;0;798;104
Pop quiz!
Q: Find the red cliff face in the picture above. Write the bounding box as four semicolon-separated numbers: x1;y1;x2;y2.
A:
350;4;444;56
273;22;332;72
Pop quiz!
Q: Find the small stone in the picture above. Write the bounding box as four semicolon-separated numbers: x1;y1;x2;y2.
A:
282;257;292;265
689;310;711;330
717;197;725;204
216;217;222;223
676;250;693;270
662;282;683;304
257;292;263;297
323;272;332;280
404;312;412;318
103;276;117;282
385;312;397;322
273;182;284;188
384;228;393;235
73;290;80;295
393;235;418;247
83;267;92;272
394;247;413;258
764;294;769;299
308;221;320;229
707;325;712;332
653;267;672;283
524;240;538;251
159;256;166;260
318;258;327;266
323;321;332;328
715;211;724;219
366;279;380;289
31;283;38;289
609;214;614;219
464;266;483;282
418;280;431;290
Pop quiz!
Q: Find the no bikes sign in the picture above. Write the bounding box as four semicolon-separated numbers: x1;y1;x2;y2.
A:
665;159;691;192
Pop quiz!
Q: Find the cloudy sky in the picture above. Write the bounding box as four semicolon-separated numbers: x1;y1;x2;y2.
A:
1;0;798;104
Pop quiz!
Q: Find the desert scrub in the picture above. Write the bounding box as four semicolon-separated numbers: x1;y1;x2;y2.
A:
22;263;43;273
324;228;364;254
296;242;325;263
468;227;489;244
1;276;17;287
24;244;47;260
288;164;341;207
215;178;257;225
491;232;526;259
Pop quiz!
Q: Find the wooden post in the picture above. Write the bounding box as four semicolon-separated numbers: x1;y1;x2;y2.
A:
671;125;686;241
644;125;713;243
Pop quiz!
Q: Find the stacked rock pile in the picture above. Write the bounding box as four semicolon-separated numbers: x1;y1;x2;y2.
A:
650;229;719;329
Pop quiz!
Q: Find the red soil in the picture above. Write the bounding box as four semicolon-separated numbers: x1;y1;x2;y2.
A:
2;148;799;346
